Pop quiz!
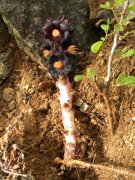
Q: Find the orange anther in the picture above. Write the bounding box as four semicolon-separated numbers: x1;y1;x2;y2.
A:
43;50;50;57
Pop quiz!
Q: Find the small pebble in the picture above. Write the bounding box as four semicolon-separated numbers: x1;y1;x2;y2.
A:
104;146;108;151
40;143;45;152
13;165;20;170
31;158;39;163
129;136;133;142
129;144;134;151
16;91;23;104
2;87;15;102
113;95;120;101
95;103;104;109
23;84;29;90
8;100;16;111
120;140;125;147
40;143;45;150
75;98;83;107
0;127;4;132
91;118;97;125
28;87;35;94
80;103;89;112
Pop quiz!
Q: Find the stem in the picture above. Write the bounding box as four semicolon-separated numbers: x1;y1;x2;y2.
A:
105;0;130;86
55;157;135;177
119;30;135;42
111;8;119;24
105;32;118;84
106;32;115;38
56;75;76;159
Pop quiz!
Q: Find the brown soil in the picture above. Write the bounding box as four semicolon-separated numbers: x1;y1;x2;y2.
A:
0;26;135;179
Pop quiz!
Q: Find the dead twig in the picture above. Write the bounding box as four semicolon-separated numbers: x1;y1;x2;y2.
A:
55;157;135;177
1;168;28;178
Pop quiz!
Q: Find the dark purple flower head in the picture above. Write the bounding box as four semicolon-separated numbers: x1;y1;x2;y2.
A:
40;17;78;81
46;53;75;80
41;17;73;50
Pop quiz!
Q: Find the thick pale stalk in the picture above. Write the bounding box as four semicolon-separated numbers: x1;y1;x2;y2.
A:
56;75;76;159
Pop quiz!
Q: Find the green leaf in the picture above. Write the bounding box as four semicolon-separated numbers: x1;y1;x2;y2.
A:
116;73;127;84
101;24;110;32
114;0;124;7
123;81;135;85
121;76;135;85
126;13;135;21
114;24;123;32
121;49;135;59
100;1;110;9
91;41;103;53
126;4;135;13
122;19;130;26
74;75;84;82
116;74;135;86
86;68;97;79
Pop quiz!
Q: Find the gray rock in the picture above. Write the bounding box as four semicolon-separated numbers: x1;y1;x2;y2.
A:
0;15;13;84
0;48;13;84
0;0;90;67
0;15;10;52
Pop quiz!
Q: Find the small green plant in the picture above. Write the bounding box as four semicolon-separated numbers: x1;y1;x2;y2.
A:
74;0;135;135
91;1;135;54
75;0;135;86
74;68;97;82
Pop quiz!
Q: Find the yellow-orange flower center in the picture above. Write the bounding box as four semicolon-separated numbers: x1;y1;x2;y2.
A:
53;61;63;69
52;29;60;37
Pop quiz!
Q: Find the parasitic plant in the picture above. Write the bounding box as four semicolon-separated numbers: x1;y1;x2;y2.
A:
41;17;78;159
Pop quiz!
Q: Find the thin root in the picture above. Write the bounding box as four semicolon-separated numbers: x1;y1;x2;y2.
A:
55;157;135;177
1;168;28;178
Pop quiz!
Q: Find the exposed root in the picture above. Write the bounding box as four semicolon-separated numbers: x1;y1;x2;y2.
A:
55;157;135;177
94;79;113;135
0;168;28;178
102;90;113;136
